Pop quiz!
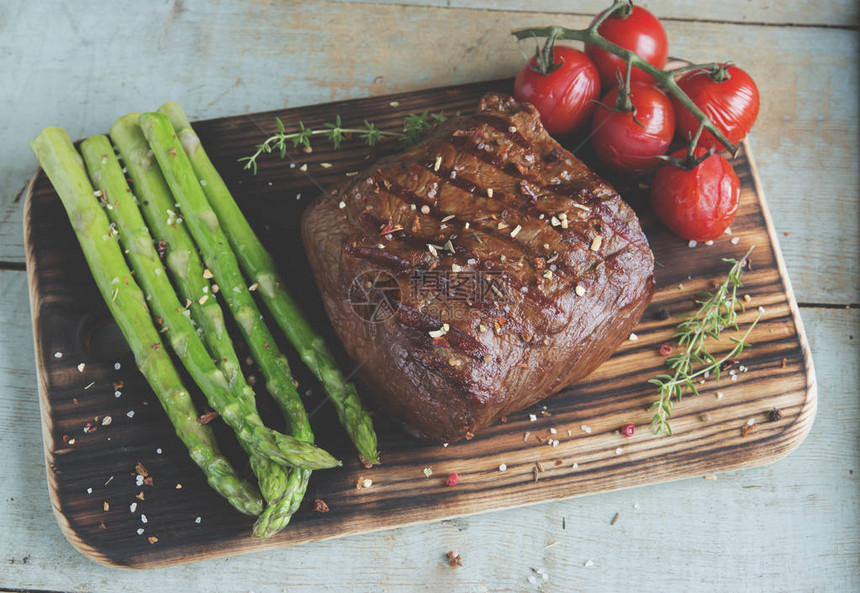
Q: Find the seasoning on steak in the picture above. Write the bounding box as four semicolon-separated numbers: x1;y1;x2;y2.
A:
301;93;655;442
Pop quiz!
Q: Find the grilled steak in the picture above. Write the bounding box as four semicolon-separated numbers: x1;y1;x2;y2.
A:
302;93;654;442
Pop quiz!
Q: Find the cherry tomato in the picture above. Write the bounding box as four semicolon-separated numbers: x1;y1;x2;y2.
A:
650;148;740;241
672;65;760;150
590;82;675;173
585;5;668;88
513;45;601;135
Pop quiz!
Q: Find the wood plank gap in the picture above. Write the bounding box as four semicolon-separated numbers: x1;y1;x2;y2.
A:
338;1;860;30
797;302;860;310
0;262;27;271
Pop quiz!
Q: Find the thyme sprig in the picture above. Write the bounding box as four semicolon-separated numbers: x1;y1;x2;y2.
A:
241;111;447;174
649;246;760;436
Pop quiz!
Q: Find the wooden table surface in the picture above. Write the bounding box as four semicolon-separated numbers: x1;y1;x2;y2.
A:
1;1;857;591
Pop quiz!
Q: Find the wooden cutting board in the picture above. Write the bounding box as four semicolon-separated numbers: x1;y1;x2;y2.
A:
23;79;815;569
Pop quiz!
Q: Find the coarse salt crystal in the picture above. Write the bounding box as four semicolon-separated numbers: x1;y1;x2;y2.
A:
338;201;346;209
629;333;638;341
101;416;112;426
136;475;144;486
529;414;537;422
114;391;121;398
137;528;144;535
86;487;93;494
688;240;698;248
499;463;507;471
54;352;63;359
704;240;714;246
127;410;135;418
130;502;138;513
114;362;121;370
575;284;586;297
77;363;86;372
731;237;740;245
549;427;557;434
615;447;623;455
428;323;450;339
140;514;148;523
156;448;162;455
581;425;592;434
584;560;594;567
195;516;201;524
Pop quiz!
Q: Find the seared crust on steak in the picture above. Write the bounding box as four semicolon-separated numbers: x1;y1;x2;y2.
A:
302;93;654;442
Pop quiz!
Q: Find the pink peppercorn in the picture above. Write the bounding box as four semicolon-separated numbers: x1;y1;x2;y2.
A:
621;424;635;437
446;473;459;487
659;344;673;356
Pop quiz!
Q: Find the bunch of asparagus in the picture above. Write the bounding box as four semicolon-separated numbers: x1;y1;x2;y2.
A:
31;104;378;538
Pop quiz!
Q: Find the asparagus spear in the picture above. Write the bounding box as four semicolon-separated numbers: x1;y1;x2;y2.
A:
30;127;263;516
139;112;316;537
79;134;339;473
109;116;303;537
159;101;379;464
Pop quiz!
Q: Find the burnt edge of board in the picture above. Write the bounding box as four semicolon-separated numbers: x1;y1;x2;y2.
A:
23;79;816;569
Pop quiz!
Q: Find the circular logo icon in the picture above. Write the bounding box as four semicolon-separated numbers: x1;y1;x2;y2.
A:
348;269;401;323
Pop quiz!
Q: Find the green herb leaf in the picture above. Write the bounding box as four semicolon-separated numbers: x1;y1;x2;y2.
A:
649;247;761;436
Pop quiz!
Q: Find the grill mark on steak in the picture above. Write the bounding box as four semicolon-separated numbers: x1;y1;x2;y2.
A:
343;210;563;334
371;170;581;293
472;114;535;150
390;299;489;359
343;243;416;276
345;235;563;332
440;133;652;258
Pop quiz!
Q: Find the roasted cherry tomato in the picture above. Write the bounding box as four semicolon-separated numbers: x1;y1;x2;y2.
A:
651;148;740;241
585;5;668;88
591;82;675;173
513;45;601;135
672;64;760;150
